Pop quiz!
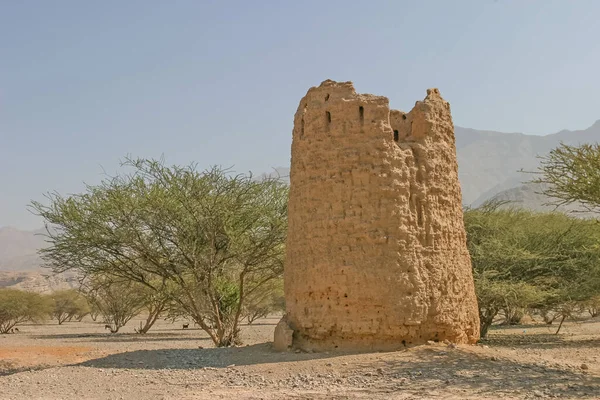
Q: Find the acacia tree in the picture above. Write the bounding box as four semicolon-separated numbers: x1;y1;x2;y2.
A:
32;158;288;346
529;141;600;331
532;142;600;213
464;203;600;337
48;289;90;324
0;289;52;333
242;279;284;324
82;276;146;333
474;276;543;337
581;296;600;318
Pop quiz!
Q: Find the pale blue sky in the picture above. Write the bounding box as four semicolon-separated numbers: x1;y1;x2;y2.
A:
1;0;600;229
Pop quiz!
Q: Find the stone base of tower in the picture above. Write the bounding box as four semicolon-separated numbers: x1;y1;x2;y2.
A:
274;317;478;353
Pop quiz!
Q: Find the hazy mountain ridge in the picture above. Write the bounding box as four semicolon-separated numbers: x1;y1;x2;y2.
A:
481;182;598;218
0;226;47;272
456;119;600;205
0;270;78;294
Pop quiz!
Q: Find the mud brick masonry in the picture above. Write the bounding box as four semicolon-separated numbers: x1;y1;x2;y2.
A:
275;80;480;351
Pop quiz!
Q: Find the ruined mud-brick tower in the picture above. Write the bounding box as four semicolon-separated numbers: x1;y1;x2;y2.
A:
279;80;479;351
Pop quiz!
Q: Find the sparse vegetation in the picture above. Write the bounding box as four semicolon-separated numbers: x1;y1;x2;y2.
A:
533;142;600;213
581;295;600;318
243;280;285;324
0;289;52;334
31;157;288;346
23;145;600;344
464;202;600;337
48;289;90;325
81;276;146;333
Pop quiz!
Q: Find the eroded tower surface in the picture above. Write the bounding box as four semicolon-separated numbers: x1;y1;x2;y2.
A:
279;80;480;351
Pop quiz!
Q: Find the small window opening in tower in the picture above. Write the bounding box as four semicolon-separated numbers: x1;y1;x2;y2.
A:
402;114;407;120
326;111;331;124
325;93;330;101
359;106;364;123
393;130;399;141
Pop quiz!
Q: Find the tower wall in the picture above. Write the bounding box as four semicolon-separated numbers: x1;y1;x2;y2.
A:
283;80;479;351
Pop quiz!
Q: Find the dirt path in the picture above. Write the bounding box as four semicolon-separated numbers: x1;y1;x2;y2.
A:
0;317;599;399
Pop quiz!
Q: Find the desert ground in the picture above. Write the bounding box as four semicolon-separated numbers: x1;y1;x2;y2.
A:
1;316;599;400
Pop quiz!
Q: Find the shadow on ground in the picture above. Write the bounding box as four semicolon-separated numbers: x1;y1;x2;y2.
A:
489;323;556;331
0;361;53;377
31;332;203;343
368;348;600;398
489;321;593;331
76;344;600;397
78;342;336;369
482;333;600;350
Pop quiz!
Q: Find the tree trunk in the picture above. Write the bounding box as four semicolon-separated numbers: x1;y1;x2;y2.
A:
182;290;220;345
138;304;163;334
228;272;246;346
191;315;219;345
480;319;492;338
555;314;567;335
479;308;498;338
76;313;88;322
540;309;556;325
0;322;16;334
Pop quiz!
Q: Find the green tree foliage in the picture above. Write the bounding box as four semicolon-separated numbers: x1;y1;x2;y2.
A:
48;289;90;324
581;295;600;318
475;277;543;337
464;203;600;337
31;158;288;346
0;289;53;333
82;276;146;333
532;142;600;213
243;279;284;324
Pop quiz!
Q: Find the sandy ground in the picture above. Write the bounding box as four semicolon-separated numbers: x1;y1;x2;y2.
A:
1;315;599;399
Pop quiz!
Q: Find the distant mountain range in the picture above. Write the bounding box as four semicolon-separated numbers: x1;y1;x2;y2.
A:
0;227;78;292
265;120;600;207
0;226;47;272
0;270;78;293
478;181;597;216
455;120;600;205
1;119;599;276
